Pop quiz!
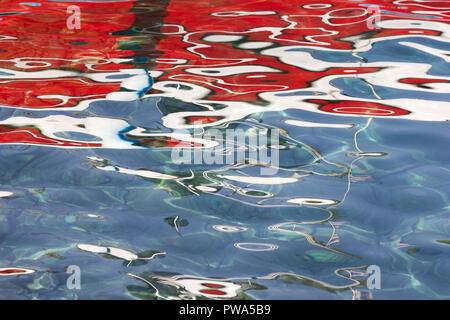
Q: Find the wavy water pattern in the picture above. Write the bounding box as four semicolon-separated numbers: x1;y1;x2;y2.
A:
0;0;448;299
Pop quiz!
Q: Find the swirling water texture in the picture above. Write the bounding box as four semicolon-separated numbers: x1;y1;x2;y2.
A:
0;0;448;299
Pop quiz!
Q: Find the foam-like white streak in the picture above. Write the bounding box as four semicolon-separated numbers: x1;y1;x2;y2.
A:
0;68;77;79
0;191;13;197
212;11;276;17
399;41;450;62
219;175;298;184
412;10;450;17
97;166;178;180
377;19;450;38
184;65;282;77
285;120;354;129
237;41;274;49
0;115;136;148
203;35;244;42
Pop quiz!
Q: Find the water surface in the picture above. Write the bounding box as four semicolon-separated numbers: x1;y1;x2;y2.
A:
0;0;449;300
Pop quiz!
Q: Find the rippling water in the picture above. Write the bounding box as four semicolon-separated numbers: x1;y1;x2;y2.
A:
0;0;449;300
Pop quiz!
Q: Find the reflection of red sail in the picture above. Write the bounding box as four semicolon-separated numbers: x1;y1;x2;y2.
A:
0;1;159;109
153;0;448;117
0;0;448;148
0;1;171;148
0;78;120;109
0;1;135;64
0;0;447;115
